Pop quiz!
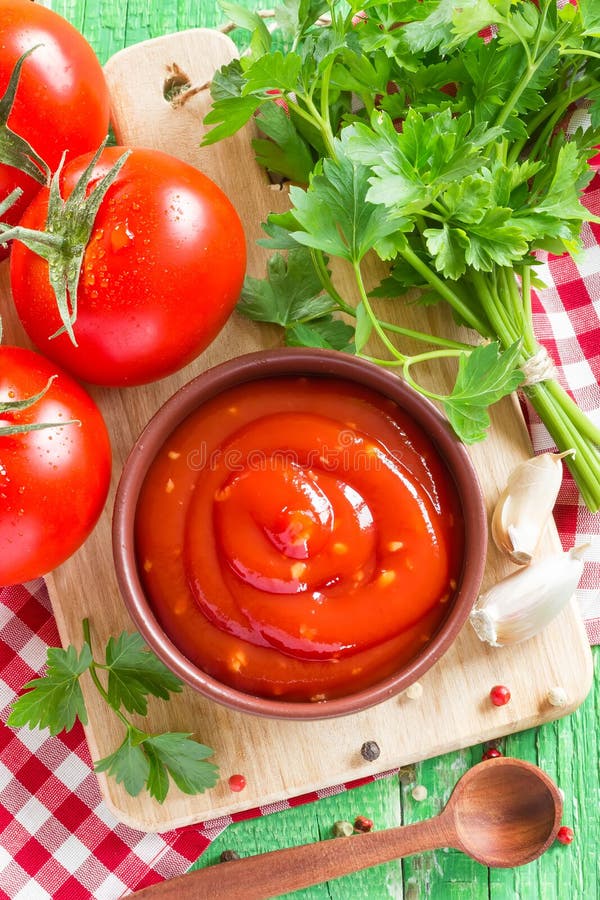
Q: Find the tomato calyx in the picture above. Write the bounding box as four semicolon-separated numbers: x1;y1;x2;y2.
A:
0;374;79;436
0;187;22;219
0;47;50;187
0;320;79;436
0;142;131;345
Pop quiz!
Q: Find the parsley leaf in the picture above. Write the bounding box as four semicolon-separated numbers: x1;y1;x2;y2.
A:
443;341;525;443
253;102;315;183
7;644;92;735
288;135;406;263
94;730;150;798
238;247;354;349
7;620;219;803
287;317;354;350
144;733;219;800
209;0;600;510
239;247;334;325
105;631;183;716
95;731;218;803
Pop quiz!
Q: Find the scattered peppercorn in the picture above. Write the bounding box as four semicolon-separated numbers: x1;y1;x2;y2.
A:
220;849;241;862
405;682;423;700
556;826;574;845
228;773;247;792
411;784;428;802
398;764;417;784
546;686;568;708
490;684;511;706
353;815;374;833
332;820;354;837
482;747;502;760
360;740;381;762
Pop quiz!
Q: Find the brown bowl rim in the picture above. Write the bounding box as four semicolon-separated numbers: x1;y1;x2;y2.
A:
112;347;487;720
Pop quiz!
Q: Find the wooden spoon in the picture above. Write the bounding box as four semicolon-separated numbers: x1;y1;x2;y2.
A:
133;757;562;899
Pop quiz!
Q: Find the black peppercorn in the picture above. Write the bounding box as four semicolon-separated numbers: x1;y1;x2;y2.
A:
360;740;381;761
220;849;241;862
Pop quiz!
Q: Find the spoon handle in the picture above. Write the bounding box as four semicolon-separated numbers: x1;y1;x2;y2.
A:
132;815;455;899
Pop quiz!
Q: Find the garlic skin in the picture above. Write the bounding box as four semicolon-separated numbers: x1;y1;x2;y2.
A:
491;452;573;565
470;545;587;647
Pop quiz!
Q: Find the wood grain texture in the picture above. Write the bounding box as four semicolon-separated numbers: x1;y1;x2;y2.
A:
24;3;600;896
2;24;589;835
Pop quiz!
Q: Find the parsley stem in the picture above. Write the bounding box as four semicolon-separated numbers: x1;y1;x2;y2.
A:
81;618;133;731
544;379;600;446
399;245;491;336
311;249;472;351
517;264;538;352
296;94;337;160
560;49;600;61
525;382;600;511
319;59;335;156
467;269;519;345
310;249;355;315
403;350;465;402
378;320;474;351
498;267;526;341
353;260;404;362
494;22;572;130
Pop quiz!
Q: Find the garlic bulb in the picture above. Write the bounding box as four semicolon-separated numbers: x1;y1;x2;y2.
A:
492;451;574;565
470;545;587;646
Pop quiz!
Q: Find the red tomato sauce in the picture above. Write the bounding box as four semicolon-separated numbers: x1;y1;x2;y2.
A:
135;376;465;702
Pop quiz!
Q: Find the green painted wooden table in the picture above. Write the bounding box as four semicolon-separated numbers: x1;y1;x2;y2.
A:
50;1;599;896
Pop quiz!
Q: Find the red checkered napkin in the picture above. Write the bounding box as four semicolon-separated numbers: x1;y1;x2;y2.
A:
527;164;600;643
1;155;599;900
0;583;390;898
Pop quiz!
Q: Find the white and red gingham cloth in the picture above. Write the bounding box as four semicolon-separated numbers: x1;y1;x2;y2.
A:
1;176;599;900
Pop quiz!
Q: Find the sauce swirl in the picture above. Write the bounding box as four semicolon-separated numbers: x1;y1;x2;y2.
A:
135;376;464;702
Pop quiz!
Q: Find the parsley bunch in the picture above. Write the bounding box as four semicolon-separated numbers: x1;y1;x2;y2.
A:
7;619;218;803
206;0;600;512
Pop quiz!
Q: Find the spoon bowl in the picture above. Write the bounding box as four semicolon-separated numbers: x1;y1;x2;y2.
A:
131;757;563;899
448;756;562;867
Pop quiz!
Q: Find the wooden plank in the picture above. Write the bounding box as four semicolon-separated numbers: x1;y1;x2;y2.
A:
2;26;592;836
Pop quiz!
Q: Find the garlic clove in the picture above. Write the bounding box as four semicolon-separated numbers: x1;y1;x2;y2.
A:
491;451;574;565
470;544;588;646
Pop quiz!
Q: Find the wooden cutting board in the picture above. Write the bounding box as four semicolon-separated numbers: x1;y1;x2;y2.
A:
1;28;592;833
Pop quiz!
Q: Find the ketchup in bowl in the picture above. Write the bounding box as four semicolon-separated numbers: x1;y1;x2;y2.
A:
134;373;464;704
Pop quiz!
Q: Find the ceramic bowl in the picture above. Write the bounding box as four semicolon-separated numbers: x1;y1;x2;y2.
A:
112;348;487;720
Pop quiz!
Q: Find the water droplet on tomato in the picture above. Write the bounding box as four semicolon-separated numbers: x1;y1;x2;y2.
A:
110;221;135;252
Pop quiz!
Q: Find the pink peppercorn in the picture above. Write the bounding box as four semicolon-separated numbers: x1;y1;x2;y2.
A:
482;747;503;760
490;684;511;706
557;826;574;845
228;774;247;792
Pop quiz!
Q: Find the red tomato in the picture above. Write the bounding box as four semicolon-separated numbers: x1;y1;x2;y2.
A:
0;0;110;259
0;346;111;585
10;147;247;386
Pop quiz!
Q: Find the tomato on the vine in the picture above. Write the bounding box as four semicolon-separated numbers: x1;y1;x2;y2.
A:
0;0;110;258
9;146;248;386
0;346;111;586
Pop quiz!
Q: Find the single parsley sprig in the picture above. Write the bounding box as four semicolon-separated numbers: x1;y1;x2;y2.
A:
209;0;600;512
7;619;218;803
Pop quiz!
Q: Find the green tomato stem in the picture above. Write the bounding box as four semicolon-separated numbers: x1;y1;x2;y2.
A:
0;224;66;250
